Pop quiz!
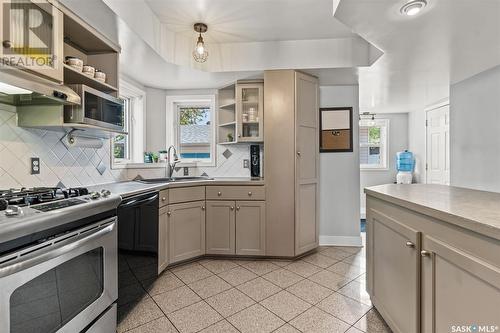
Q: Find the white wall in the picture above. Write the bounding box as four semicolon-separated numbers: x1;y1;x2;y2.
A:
360;113;408;218
319;86;361;246
408;109;426;183
450;65;500;193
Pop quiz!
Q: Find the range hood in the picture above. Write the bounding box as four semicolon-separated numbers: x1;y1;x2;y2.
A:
0;67;80;106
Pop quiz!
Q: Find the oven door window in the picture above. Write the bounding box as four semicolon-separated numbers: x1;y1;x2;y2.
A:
9;248;104;333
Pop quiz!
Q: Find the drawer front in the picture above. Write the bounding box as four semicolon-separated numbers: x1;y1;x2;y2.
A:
206;186;265;200
159;189;169;207
169;186;205;204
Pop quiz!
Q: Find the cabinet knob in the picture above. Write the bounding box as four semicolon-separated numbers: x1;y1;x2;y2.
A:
202;206;205;210
248;191;252;196
218;191;222;196
297;151;301;157
162;197;167;202
167;211;171;216
405;241;415;248
231;206;234;210
420;250;431;257
238;134;241;138
236;206;240;211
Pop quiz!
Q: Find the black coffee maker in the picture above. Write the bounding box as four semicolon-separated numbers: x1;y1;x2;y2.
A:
250;145;260;178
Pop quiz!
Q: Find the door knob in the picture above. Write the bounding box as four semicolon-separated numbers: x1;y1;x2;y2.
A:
420;250;431;257
405;241;415;248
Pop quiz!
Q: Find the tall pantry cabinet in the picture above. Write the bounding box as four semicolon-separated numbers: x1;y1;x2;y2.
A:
264;70;320;257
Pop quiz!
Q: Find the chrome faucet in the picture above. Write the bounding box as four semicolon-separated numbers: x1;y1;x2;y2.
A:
166;145;180;178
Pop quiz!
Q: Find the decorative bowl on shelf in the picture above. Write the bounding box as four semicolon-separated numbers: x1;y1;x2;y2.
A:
65;56;83;72
94;70;106;83
82;65;95;77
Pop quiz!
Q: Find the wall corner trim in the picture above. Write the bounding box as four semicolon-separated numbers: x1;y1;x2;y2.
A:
319;235;362;247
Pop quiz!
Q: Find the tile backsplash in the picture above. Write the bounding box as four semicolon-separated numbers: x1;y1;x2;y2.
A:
0;107;260;189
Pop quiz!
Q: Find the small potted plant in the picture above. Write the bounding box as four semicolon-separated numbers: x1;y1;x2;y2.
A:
227;133;234;142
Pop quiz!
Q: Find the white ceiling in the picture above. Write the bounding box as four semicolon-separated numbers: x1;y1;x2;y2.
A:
145;0;356;43
334;0;500;113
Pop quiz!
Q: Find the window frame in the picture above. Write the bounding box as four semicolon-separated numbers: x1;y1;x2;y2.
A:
359;119;390;170
167;95;217;167
111;78;146;168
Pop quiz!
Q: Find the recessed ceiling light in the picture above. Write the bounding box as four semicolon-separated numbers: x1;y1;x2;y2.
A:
400;0;427;16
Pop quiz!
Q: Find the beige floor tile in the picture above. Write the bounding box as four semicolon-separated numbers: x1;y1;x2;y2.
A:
346;326;365;333
118;283;148;306
218;266;258;286
273;324;301;333
227;303;285;333
320;248;353;260
337;280;372;306
168;301;222;333
117;297;164;333
237;277;282;302
342;255;366;269
301;253;339;268
317;293;371;325
206;288;255;317
285;261;323;277
260;290;312;321
126;316;178;333
269;259;293;267
353;308;392;333
286;279;333;305
242;260;280;275
199;320;239;333
153;286;201;314
308;270;351;291
354;273;367;287
141;271;184;296
173;264;213;284
188;275;232;299
289;307;350;333
262;269;303;288
200;260;239;274
170;261;204;273
327;262;365;279
334;246;364;254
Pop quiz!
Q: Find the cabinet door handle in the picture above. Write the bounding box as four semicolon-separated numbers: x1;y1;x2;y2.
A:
236;206;240;211
297;151;301;157
405;241;415;248
167;211;171;216
248;191;252;196
202;206;205;210
420;250;431;257
162;197;167;202
230;206;234;210
218;191;222;196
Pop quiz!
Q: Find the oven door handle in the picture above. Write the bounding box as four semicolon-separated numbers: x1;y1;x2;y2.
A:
120;194;158;208
0;221;115;278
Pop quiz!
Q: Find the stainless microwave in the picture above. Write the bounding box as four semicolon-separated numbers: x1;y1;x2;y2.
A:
64;85;125;132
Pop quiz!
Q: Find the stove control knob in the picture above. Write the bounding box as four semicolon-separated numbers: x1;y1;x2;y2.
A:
89;192;101;200
5;205;23;216
101;189;111;197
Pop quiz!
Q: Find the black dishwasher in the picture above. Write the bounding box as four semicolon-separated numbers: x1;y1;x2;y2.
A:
118;192;158;253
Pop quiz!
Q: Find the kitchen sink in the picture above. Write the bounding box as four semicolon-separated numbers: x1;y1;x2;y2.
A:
135;176;213;184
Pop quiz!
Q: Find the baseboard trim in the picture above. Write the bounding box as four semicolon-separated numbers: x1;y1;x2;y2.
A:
319;235;363;247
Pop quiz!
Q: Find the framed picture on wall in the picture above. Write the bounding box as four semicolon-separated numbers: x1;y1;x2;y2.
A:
319;107;353;153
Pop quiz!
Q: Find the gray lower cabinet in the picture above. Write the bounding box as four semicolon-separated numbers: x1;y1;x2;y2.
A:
157;206;169;274
421;235;500;333
235;201;265;256
367;209;420;333
206;201;235;255
167;200;206;264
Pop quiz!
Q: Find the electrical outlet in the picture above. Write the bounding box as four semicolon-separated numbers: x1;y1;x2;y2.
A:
183;167;189;176
30;157;40;174
243;159;250;168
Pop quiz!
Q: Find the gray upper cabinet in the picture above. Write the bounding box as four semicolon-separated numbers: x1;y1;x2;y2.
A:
236;82;264;142
367;209;420;333
168;200;206;264
421;235;500;333
264;70;319;257
205;200;235;255
235;201;266;256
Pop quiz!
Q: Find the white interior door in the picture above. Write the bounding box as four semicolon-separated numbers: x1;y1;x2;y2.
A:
426;105;450;185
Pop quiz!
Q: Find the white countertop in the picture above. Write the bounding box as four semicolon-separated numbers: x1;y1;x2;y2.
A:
90;178;265;198
365;184;500;241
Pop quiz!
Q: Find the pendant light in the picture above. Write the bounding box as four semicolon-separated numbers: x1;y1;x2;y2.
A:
192;23;208;63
